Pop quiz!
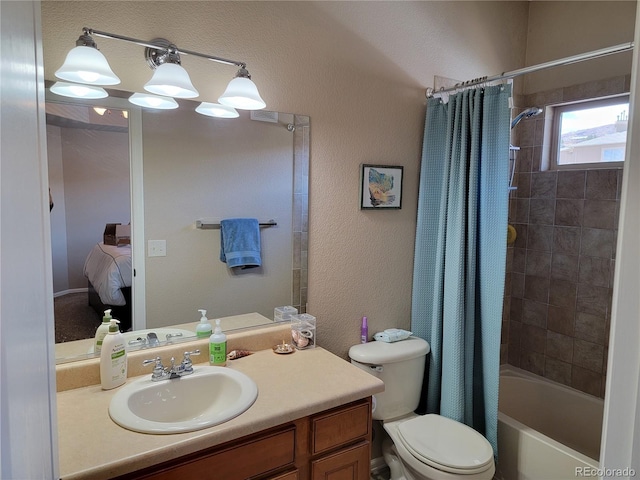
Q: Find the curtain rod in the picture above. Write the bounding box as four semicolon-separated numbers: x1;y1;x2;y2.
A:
426;42;635;98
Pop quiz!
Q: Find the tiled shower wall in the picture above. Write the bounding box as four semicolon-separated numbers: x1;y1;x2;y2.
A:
502;75;630;398
293;114;310;314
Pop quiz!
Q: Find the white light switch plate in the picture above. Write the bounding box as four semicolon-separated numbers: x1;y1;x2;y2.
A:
148;239;166;257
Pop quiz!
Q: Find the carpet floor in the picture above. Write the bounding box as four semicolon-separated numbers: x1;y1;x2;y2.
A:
54;292;101;343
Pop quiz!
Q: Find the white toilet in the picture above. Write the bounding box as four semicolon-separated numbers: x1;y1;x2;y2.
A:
349;337;495;480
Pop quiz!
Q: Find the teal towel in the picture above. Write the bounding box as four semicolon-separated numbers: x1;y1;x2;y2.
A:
219;218;262;269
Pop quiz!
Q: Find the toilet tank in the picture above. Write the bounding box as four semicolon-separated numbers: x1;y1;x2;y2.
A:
349;337;430;421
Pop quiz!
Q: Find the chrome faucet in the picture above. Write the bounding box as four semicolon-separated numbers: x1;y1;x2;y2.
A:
165;332;184;342
128;332;161;348
142;350;201;381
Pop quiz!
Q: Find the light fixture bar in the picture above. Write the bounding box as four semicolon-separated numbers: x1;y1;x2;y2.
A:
84;27;245;68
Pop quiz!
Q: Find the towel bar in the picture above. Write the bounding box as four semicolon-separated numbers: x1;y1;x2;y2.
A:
196;219;277;230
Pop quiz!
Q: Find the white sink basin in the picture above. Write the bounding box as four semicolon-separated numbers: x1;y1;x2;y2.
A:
109;366;258;434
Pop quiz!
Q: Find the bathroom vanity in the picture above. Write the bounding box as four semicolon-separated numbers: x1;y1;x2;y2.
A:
113;398;372;479
56;325;384;480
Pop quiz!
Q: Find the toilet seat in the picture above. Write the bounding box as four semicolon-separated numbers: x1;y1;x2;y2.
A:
395;414;494;475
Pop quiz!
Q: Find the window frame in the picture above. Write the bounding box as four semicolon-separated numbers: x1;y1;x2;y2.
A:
549;94;629;171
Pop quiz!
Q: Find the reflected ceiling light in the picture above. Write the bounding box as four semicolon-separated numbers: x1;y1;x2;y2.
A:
195;102;239;118
128;92;178;110
54;31;120;85
54;28;266;111
218;67;266;111
93;107;129;119
50;81;108;99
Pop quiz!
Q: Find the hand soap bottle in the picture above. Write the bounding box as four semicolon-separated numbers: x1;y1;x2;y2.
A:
209;319;227;366
100;319;128;390
94;309;112;353
196;309;212;338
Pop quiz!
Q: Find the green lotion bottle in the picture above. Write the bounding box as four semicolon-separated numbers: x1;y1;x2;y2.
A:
209;319;227;366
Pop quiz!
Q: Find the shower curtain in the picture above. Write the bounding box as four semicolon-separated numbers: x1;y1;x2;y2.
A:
411;85;511;455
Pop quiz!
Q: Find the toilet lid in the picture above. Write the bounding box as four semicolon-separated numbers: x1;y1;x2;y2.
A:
396;414;494;473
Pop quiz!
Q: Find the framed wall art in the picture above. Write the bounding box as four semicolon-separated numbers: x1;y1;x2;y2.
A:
360;164;403;209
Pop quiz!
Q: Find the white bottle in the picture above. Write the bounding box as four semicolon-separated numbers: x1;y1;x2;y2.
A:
196;309;212;338
100;319;128;390
94;309;112;353
209;319;227;366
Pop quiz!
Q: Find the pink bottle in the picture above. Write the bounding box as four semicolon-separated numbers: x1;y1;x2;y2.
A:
360;316;368;343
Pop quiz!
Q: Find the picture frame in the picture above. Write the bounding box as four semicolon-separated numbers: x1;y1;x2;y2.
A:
360;164;403;209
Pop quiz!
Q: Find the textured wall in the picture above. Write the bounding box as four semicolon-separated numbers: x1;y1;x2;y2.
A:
524;1;636;94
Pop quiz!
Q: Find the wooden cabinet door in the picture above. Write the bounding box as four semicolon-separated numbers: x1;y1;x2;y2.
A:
311;401;371;455
310;442;370;480
268;470;299;480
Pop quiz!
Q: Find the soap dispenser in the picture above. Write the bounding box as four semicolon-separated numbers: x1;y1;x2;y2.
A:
100;319;128;390
196;309;212;338
209;319;227;366
94;309;112;353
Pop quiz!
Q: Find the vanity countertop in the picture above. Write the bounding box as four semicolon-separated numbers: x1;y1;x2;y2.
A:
57;344;385;479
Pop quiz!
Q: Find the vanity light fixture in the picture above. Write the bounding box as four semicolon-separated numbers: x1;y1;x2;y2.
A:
54;31;121;85
50;81;108;99
144;62;199;98
53;27;266;111
218;67;266;110
128;92;179;110
195;102;239;118
142;39;198;99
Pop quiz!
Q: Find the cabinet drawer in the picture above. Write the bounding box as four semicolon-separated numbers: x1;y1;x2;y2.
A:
311;442;370;480
311;399;371;455
268;470;299;480
135;426;295;480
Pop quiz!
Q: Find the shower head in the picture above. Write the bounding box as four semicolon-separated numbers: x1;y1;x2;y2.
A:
511;107;543;129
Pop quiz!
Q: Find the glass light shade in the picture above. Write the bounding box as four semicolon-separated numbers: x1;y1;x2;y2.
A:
195;102;239;118
218;77;266;110
143;63;199;99
50;82;108;99
128;92;179;110
55;46;121;85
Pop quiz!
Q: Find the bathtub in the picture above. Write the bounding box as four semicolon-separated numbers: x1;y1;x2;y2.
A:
496;366;604;480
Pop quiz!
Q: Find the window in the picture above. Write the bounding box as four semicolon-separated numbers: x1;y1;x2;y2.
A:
550;95;628;169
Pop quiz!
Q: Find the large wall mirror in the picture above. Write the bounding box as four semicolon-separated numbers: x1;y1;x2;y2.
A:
48;87;309;363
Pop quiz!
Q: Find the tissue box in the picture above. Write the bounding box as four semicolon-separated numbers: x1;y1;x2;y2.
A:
274;306;298;322
103;223;121;245
115;224;131;246
103;223;131;246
